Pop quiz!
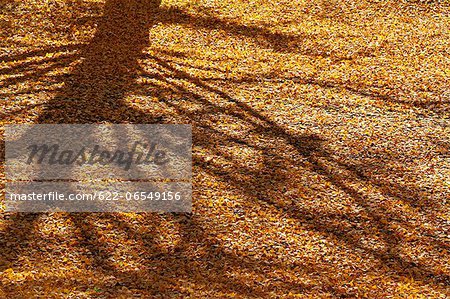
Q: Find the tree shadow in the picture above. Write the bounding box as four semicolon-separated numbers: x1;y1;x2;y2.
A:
1;0;449;297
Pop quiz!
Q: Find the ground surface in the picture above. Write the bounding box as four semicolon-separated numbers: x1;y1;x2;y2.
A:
1;0;450;298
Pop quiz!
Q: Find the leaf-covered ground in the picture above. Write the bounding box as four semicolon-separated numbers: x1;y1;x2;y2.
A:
1;0;449;297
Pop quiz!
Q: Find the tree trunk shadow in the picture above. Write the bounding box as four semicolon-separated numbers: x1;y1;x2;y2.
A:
37;0;161;124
